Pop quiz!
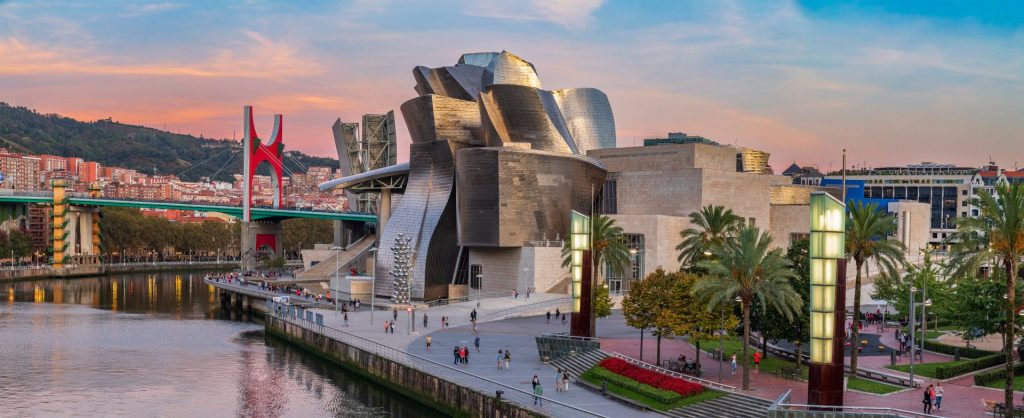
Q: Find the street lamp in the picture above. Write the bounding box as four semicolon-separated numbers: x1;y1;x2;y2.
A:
369;247;378;325
719;296;743;383
330;245;342;314
475;274;483;307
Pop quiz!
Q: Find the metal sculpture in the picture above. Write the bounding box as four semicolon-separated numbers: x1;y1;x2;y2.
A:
390;233;412;304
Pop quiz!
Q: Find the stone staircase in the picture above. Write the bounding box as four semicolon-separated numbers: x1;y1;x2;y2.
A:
295;235;375;280
550;350;773;418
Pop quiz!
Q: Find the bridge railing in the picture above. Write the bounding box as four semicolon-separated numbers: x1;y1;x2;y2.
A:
267;301;606;418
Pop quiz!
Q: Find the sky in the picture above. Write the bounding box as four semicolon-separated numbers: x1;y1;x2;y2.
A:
1;0;1022;172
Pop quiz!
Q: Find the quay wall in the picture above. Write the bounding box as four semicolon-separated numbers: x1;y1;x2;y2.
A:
265;315;542;418
0;262;237;283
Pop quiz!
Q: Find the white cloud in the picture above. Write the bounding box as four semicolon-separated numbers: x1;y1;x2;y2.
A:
462;0;605;29
123;2;182;17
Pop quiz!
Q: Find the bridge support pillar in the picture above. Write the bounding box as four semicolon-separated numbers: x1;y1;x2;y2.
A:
240;220;283;271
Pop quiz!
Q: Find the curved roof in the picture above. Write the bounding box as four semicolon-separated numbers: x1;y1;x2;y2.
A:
319;162;410;192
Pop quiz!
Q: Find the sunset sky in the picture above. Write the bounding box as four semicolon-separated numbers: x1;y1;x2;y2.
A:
2;1;1022;171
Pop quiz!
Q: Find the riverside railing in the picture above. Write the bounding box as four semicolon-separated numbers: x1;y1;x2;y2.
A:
423;291;510;308
607;351;738;393
267;301;607;418
205;278;335;309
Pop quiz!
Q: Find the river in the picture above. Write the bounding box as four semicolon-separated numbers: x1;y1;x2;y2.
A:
0;272;444;418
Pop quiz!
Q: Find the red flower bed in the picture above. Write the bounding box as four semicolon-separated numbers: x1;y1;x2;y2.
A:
599;357;705;397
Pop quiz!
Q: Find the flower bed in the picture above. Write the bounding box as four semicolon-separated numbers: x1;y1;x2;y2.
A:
598;357;705;398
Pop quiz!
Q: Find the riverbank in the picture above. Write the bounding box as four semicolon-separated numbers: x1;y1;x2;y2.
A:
0;261;238;283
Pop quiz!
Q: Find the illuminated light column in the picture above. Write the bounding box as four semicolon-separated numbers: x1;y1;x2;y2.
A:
51;180;69;268
90;183;103;260
808;192;847;406
569;210;595;337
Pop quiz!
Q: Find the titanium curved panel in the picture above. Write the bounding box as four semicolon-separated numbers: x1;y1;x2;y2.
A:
401;95;483;145
478;84;575;154
376;140;465;300
456;147;607;247
483;51;541;89
552;88;616;154
413;65;486;102
459;52;499;67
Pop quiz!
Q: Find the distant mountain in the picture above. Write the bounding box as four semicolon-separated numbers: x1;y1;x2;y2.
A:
0;102;338;182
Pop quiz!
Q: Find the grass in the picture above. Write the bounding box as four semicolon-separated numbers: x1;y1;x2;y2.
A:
695;335;810;379
579;368;727;411
846;377;903;394
886;360;969;379
982;375;1024;391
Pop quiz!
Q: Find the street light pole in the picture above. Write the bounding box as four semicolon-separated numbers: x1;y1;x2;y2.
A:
909;286;917;386
475;274;483;308
369;247;378;325
331;245;342;314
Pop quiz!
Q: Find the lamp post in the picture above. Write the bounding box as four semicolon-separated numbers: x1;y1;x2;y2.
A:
330;245;342;314
369;247;378;325
475;274;483;307
908;286;916;385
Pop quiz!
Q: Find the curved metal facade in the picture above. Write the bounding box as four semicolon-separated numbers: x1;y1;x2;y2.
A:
552;88;617;154
400;95;482;145
479;84;577;153
483;51;542;89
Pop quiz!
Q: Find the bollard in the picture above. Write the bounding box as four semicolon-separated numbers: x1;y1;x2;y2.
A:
891;350;897;366
495;390;503;400
954;348;960;362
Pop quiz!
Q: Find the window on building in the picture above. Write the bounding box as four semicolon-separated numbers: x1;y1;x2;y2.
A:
599;180;617;214
961;211;967;217
962;189;968;196
469;264;482;289
748;217;756;227
932;233;938;239
790;233;810;244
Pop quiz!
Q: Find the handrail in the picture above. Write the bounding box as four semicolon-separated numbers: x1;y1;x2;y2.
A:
269;303;606;418
205;278;335;309
540;332;600;343
481;297;571;321
768;389;792;410
607;351;738;393
423;291;510;308
772;403;944;417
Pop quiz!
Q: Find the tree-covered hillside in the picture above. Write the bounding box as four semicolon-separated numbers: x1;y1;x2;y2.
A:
0;102;338;182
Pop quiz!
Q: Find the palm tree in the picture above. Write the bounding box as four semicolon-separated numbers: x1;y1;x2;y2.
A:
561;214;631;286
846;201;906;375
676;205;743;269
694;226;802;390
947;184;1024;416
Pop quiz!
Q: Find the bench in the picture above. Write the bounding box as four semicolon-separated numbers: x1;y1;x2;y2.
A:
993;403;1024;417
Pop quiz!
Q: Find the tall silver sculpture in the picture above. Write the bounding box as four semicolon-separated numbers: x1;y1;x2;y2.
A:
390;233;412;304
323;50;616;300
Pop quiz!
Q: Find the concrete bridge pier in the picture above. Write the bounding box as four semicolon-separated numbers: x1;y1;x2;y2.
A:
240;220;283;271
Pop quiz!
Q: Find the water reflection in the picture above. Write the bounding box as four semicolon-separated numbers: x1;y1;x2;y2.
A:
0;272;444;418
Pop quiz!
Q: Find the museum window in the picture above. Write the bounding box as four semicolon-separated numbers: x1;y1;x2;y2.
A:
599;180;617;214
469;264;482;289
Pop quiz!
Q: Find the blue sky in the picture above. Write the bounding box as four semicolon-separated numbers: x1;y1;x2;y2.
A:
1;0;1022;171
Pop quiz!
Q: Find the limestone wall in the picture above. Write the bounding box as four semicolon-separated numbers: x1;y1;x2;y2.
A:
769;204;810;249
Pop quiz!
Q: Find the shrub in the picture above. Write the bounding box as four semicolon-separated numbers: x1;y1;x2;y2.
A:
975;360;1024;386
923;340;997;359
589;367;682;404
934;353;1004;379
598;357;705;398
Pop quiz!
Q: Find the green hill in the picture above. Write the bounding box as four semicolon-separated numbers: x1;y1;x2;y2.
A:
0;102;338;182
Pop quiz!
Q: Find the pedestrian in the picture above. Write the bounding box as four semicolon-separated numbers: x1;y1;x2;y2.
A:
514;289;518;299
423;313;428;328
464;346;470;364
497;350;504;370
504;349;511;370
393;308;398;321
555;307;560;318
546;310;551;323
935;382;943;411
922;384;934;414
532;374;540;389
554;369;563;392
343;312;349;327
526;288;530;298
384;321;389;334
561;315;567;327
561;370;570;392
753;351;761;374
454;346;460;365
475;335;481;352
426;335;432;352
730;354;737;375
533;377;543;406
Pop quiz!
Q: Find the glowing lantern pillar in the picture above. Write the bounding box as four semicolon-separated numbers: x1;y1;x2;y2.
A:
808;192;847;406
569;210;595;337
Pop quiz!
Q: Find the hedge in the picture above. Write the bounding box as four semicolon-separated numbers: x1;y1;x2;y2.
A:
975;359;1024;386
599;357;706;398
923;339;997;359
934;353;1004;379
589;367;682;404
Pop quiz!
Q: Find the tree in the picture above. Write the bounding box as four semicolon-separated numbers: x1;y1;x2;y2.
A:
665;272;736;366
622;268;667;362
940;272;1018;347
593;284;614;318
676;205;742;270
750;237;811;366
695;226;802;390
947;183;1024;415
8;229;32;259
872;249;949;319
561;214;632;286
845;201;906;375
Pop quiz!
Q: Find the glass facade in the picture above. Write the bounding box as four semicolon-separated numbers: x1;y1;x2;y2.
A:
604;233;644;293
809;193;845;364
569;211;590;313
864;185;959;229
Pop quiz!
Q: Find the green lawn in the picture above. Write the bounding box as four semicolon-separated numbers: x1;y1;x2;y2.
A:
695;335;809;379
983;375;1024;391
886;360;969;379
579;368;727;411
846;377;903;394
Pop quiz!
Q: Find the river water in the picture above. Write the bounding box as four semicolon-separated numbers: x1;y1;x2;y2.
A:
0;272;443;418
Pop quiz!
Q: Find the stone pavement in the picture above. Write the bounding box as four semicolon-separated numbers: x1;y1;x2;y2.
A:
303;293;654;418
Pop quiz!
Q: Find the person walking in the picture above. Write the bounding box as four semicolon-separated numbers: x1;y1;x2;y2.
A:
546;311;551;323
935;382;943;411
426;335;432;352
554;369;563;392
534;383;543;406
753;351;761;374
393;308;398;321
496;350;504;370
423;313;428;329
464;346;470;364
730;353;737;375
922;384;934;414
454;346;460;365
384;321;390;334
343;311;349;327
561;370;570;392
555;307;560;318
474;335;480;353
504;349;511;370
561;315;567;327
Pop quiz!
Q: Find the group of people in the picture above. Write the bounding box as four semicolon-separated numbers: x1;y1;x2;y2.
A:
383;320;396;333
531;375;544;405
922;382;944;414
545;309;568;327
552;369;571;392
673;354;703;376
453;346;471;365
496;349;512;370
